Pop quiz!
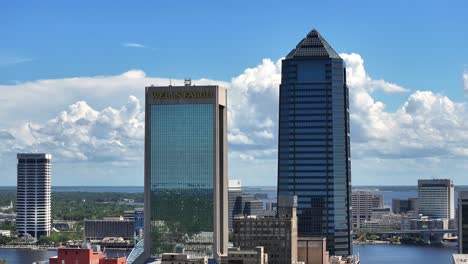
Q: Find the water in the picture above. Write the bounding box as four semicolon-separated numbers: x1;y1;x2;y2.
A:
0;248;130;264
0;246;456;264
0;248;55;264
354;244;456;264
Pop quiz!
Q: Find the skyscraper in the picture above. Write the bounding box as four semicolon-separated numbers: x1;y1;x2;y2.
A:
16;153;52;238
228;180;242;230
277;29;352;256
144;84;228;260
458;191;468;253
418;179;454;219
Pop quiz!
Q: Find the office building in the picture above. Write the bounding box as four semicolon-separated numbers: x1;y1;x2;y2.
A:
16;153;52;238
49;246;127;264
144;84;228;259
351;191;383;229
233;196;297;264
220;247;268;264
228;180;265;231
134;208;144;237
297;237;329;264
229;180;242;230
392;198;417;214
124;208;144;237
418;179;454;219
458;191;468;253
84;217;134;241
277;29;352;256
372;194;383;209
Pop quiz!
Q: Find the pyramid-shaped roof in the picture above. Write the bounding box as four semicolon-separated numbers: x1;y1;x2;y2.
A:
286;29;341;59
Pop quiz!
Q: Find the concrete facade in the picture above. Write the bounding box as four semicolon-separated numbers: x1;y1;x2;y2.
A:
16;153;52;238
351;191;384;229
220;247;268;264
418;179;454;219
233;196;297;264
297;237;329;264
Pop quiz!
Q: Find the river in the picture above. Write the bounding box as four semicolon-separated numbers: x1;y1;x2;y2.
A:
354;244;456;263
0;245;457;264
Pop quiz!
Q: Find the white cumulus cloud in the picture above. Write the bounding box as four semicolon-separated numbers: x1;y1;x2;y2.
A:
1;54;467;185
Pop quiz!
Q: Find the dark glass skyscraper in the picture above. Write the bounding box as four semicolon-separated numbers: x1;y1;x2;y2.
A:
277;29;352;256
144;85;228;260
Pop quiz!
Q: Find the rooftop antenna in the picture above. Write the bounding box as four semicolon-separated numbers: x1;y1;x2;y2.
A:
169;78;172;86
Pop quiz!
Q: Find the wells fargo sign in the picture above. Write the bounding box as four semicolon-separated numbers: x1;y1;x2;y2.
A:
152;91;214;99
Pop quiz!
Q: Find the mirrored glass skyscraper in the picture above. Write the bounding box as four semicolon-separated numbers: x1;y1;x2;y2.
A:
277;29;352;256
144;85;228;260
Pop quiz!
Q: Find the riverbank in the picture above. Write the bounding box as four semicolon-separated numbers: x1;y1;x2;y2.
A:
354;240;398;245
0;245;56;250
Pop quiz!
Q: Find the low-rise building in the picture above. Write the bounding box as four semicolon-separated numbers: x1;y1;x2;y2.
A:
49;245;127;264
233;196;297;264
220;247;268;264
329;255;360;264
0;230;11;237
409;216;447;230
370;208;391;220
84;217;134;241
160;253;207;264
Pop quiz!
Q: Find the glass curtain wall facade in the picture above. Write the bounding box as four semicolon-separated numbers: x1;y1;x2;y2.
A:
144;85;228;260
277;29;352;256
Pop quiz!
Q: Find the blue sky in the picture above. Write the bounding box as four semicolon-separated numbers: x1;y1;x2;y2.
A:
1;1;467;186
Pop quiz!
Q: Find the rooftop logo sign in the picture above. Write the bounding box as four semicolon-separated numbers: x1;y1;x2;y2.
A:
152;91;214;99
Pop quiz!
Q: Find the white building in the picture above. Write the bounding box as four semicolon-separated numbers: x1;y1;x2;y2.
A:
417;179;454;219
351;191;384;229
16;153;52;238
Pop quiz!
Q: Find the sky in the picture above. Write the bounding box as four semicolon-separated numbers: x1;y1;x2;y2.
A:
0;0;467;186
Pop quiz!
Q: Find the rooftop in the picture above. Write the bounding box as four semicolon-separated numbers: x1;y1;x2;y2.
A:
286;29;340;59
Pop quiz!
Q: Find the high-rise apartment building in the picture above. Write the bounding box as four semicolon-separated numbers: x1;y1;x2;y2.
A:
144;84;228;260
277;29;352;256
458;191;468;253
418;179;454;219
16;153;52;238
351;191;383;229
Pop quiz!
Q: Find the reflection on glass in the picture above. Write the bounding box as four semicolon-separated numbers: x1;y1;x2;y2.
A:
150;104;214;258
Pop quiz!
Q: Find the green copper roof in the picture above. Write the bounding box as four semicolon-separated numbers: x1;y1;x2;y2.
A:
286;29;341;59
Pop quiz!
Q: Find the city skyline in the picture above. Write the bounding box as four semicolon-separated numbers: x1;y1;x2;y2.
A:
1;1;468;186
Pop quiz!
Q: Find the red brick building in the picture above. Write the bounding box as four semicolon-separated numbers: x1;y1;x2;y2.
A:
49;248;126;264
